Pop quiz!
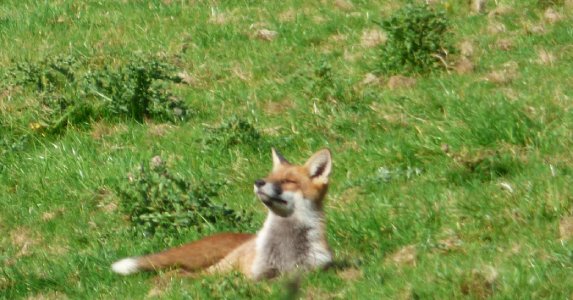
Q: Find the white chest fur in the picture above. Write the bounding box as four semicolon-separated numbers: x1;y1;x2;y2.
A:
251;211;332;280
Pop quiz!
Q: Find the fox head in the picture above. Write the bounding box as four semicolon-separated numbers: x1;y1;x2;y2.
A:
254;148;332;218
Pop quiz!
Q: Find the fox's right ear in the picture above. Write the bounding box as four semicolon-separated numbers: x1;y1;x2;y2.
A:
271;148;289;171
304;149;332;184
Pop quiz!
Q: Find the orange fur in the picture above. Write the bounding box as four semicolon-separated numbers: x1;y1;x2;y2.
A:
137;233;254;272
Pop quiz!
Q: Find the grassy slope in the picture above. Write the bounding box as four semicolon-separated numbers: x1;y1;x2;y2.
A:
1;0;573;298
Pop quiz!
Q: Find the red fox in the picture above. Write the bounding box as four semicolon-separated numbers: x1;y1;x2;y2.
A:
111;148;333;280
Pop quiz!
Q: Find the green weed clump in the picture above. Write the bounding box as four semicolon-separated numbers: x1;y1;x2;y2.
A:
301;58;353;103
378;4;453;75
307;59;341;101
86;58;189;123
207;117;263;148
537;0;564;8
6;55;190;134
447;152;523;184
12;55;79;92
117;156;251;237
204;117;295;155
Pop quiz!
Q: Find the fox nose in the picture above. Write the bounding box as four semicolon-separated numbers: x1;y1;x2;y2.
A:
254;179;266;188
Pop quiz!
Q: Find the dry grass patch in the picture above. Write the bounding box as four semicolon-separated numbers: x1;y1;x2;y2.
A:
434;235;464;253
254;29;278;41
26;291;69;300
487;5;513;18
333;0;354;12
343;49;361;62
278;8;297;22
11;227;41;250
460;266;499;299
147;123;174;137
386;244;417;267
446;147;502;169
496;38;513;51
98;201;118;214
259;126;282;137
95;188;119;213
304;286;339;300
262;98;296;115
360;28;387;48
146;274;177;298
459;40;475;57
42;208;65;222
471;0;487;13
0;275;12;291
559;216;573;241
485;61;519;84
361;73;381;86
231;64;253;82
44;237;70;256
369;102;409;127
329;33;347;43
487;20;506;34
543;8;562;24
0;86;23;112
395;286;415;300
312;15;326;24
536;48;555;65
455;57;474;75
90;122;127;140
387;75;416;90
523;22;546;35
332;187;362;207
337;267;363;281
209;10;236;25
336;140;361;153
176;71;197;86
7;227;43;265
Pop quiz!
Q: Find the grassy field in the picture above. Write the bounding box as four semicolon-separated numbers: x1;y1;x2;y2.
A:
1;0;573;298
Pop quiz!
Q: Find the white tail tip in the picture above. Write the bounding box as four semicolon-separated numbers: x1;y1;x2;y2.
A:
111;257;140;275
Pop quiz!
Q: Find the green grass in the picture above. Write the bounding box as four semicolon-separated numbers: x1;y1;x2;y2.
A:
2;0;573;298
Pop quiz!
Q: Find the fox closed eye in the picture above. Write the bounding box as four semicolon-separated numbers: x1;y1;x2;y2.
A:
280;179;297;185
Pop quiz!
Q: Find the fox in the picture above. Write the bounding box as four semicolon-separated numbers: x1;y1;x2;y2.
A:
111;148;333;280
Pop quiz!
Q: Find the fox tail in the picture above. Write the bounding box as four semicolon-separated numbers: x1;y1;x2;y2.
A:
111;232;254;275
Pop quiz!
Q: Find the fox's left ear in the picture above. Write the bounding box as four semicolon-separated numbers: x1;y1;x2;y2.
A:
304;149;332;184
272;148;290;171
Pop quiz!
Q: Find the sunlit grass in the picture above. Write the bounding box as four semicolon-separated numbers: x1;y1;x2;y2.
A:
1;0;573;298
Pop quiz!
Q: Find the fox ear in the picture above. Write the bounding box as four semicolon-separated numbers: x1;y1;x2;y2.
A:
304;149;332;183
272;148;289;171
